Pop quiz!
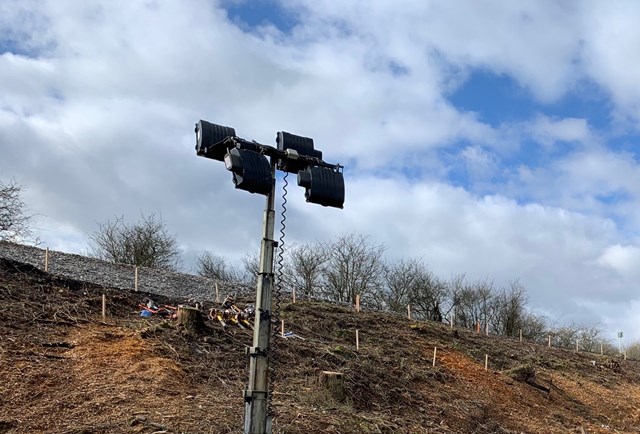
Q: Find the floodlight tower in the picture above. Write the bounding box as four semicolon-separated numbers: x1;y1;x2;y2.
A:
194;120;344;434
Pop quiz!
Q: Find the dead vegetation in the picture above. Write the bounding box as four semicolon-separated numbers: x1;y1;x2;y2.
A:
1;257;640;433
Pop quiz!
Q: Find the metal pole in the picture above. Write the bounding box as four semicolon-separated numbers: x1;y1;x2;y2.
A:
244;160;277;434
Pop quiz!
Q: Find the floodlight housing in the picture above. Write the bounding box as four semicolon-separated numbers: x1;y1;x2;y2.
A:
195;120;236;161
224;147;273;195
276;131;322;173
297;166;345;208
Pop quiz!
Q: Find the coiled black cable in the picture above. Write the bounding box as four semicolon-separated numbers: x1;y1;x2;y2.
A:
268;171;288;418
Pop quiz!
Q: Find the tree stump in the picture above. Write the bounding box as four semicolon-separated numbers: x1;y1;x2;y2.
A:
177;306;205;332
319;371;345;402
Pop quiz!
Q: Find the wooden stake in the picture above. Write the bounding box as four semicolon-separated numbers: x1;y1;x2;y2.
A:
576;339;579;352
476;322;480;334
355;294;360;313
432;347;437;367
548;335;551;348
292;287;296;304
44;247;49;272
101;294;106;321
600;343;603;355
355;329;360;350
519;329;523;343
449;316;453;329
215;282;220;303
485;354;488;371
407;304;412;320
134;266;139;291
485;323;489;336
281;319;285;337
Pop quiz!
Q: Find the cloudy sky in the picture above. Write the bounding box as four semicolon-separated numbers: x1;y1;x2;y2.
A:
1;0;639;341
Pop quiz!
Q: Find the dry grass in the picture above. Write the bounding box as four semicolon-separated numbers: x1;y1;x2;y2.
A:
1;257;640;433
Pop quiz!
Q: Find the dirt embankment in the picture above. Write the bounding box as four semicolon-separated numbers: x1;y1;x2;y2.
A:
1;257;639;433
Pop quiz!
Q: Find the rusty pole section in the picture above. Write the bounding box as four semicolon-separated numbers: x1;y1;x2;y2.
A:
244;161;277;434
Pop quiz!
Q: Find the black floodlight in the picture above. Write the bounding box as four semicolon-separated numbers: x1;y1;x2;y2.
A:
297;166;345;208
195;120;236;161
276;131;323;173
224;147;273;195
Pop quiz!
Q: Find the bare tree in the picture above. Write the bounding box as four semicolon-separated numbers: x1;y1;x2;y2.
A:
242;251;260;285
196;251;244;282
89;214;181;270
443;274;466;326
551;324;580;350
520;311;548;342
0;179;33;242
321;233;386;305
601;339;619;356
409;263;448;322
577;324;606;353
455;279;494;331
625;340;640;359
285;242;328;299
491;280;528;337
382;258;422;314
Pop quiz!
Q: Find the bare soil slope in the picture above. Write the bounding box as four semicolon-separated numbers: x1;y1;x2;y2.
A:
1;258;639;433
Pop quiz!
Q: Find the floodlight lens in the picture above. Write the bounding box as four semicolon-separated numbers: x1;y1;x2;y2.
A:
297;167;344;208
228;148;273;195
195;120;236;161
276;131;317;173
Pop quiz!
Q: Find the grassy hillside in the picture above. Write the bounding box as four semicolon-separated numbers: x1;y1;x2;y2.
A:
1;257;639;433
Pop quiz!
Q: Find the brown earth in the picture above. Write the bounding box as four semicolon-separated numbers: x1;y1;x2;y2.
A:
1;257;639;433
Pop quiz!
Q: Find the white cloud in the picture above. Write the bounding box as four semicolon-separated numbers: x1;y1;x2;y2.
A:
581;0;640;120
286;0;584;102
460;145;499;181
2;0;640;341
510;148;640;231
529;115;593;147
597;244;640;277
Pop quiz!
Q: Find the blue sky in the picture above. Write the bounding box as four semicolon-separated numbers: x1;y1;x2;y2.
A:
1;0;640;342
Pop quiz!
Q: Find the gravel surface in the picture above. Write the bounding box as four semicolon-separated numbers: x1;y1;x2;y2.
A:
0;241;254;301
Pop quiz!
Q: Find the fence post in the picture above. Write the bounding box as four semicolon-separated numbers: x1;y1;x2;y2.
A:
355;294;360;313
432;347;437;367
548;335;551;348
485;354;488;371
134;266;138;291
281;319;285;338
44;247;49;272
576;339;579;352
355;329;360;350
407;304;411;320
292;287;296;304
